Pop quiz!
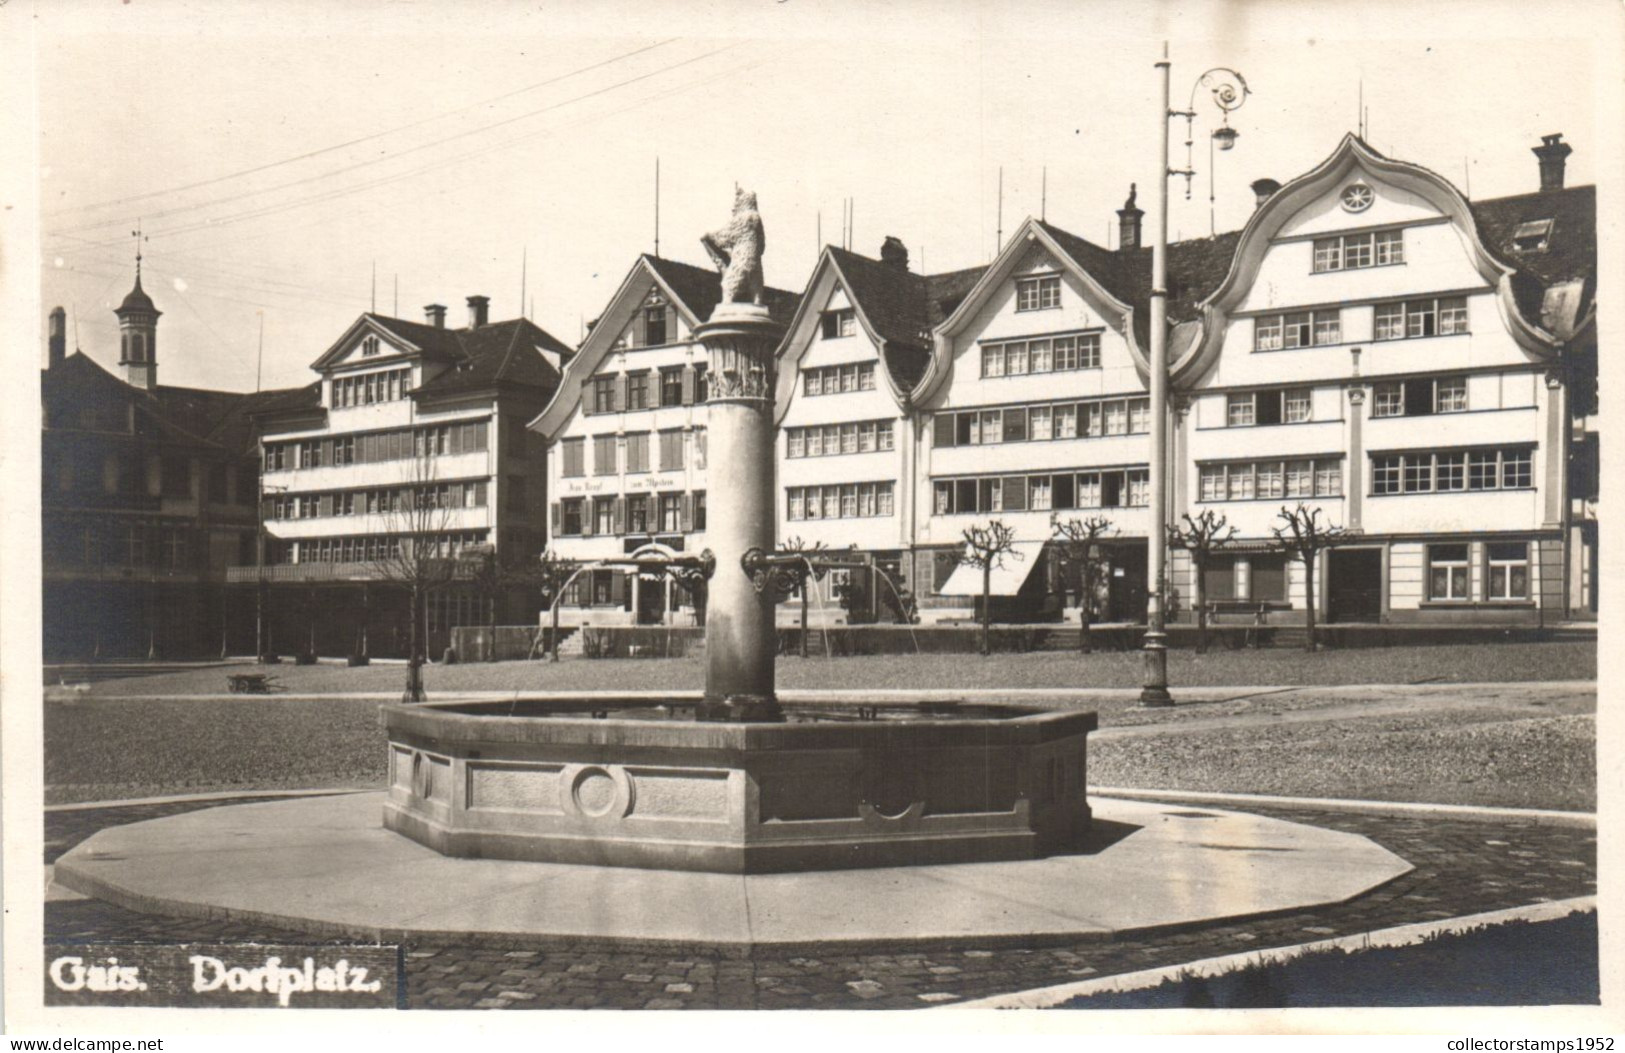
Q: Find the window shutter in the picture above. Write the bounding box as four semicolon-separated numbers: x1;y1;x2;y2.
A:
680;494;693;532
681;366;696;405
582;501;595;536
450;425;464;456
1003;476;1027;511
320;494;334;517
474;481;487;506
933;414;955;447
609;571;628;607
613;496;626;534
615;374;628;412
549;503;560;533
474;421;489;450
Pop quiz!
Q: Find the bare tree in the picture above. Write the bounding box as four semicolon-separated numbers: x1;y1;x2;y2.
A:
371;454;458;701
960;520;1022;657
464;542;553;662
1271;503;1357;653
778;535;827;658
1168;510;1239;655
1050;514;1115;655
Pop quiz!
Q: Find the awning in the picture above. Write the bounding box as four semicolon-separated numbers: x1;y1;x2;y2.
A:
936;541;1045;597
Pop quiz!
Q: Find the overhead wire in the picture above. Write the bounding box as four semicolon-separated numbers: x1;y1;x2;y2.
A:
46;38;680;219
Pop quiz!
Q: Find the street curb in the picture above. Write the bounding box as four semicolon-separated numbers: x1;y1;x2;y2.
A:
45;787;376;812
1089;786;1596;828
948;895;1598;1009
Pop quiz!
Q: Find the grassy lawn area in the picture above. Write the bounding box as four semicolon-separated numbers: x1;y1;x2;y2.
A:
70;639;1596;698
43;641;1595;808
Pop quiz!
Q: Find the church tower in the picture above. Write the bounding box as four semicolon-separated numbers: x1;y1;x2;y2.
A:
115;239;160;391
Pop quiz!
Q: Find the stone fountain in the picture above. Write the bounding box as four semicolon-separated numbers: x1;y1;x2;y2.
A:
379;189;1097;873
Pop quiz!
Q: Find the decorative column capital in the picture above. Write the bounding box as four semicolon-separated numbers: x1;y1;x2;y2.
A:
1348;385;1367;405
694;303;783;405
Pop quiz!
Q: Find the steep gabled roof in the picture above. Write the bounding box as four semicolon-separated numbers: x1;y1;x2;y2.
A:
531;254;801;440
414;318;573;399
642;254;801;327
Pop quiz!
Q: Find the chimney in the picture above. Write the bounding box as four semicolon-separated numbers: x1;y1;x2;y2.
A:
424;303;447;329
880;236;910;271
466;295;490;330
48;306;66;369
1250;178;1282;210
1533;133;1572;192
1116;183;1143;251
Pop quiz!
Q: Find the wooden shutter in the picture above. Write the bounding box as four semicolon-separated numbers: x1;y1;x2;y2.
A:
681;366;696;405
320;494;334;517
680;494;693;532
934;414;955;447
582;499;595;536
613;496;626;534
474;481;487;507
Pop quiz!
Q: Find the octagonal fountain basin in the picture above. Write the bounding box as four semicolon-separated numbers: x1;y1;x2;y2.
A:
381;696;1097;874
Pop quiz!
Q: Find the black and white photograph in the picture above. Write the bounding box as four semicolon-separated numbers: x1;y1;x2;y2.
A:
2;0;1619;1039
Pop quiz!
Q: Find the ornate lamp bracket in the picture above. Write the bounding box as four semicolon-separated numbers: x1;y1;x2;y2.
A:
663;549;716;592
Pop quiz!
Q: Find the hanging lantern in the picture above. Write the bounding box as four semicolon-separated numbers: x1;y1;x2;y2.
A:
1212;125;1240;151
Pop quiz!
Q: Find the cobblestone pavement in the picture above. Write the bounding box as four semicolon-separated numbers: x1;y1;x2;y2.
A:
44;796;1596;1010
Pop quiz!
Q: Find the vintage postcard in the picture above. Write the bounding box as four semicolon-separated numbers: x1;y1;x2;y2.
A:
3;0;1620;1040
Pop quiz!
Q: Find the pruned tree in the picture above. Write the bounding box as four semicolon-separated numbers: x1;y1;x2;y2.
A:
779;535;828;658
1168;510;1239;654
1050;514;1116;654
960;520;1022;657
372;455;459;701
464;542;557;661
1271;503;1358;652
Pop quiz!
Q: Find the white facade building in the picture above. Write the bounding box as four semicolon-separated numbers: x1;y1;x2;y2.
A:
244;296;571;655
531;255;798;625
1171;135;1595;625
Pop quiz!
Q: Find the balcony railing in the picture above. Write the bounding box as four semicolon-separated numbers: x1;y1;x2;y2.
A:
225;558;477;584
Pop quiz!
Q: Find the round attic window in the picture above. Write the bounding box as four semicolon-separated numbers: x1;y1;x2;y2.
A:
1340;183;1374;213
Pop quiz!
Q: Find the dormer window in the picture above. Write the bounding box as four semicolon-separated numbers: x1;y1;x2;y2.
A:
1511;219;1554;253
821;308;857;339
1015;274;1061;312
361;336;380;357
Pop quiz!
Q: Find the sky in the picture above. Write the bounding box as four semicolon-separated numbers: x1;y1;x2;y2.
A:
26;0;1613;394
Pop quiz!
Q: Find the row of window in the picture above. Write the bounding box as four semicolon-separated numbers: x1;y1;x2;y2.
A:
1015;274;1062;312
1311;228;1405;273
1253;296;1468;351
43;520;197;570
933;469;1150;515
587;366;709;415
1427;542;1531;602
554;491;707;537
560;428;708;477
264;421;491;471
265;480;492;520
803;362;876;397
1371;447;1533;495
933;396;1151;447
786;420;895;458
980;331;1102;378
43;448;257;506
1226;388;1314;427
331;367;413;409
1198;458;1345;501
268;531;489;566
1218;376;1474;428
785;482;897;521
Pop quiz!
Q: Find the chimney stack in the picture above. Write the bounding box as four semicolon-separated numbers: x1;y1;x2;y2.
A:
425;303;447;329
1250;178;1282;210
48;306;66;369
1116;184;1143;251
1533;134;1571;192
466;295;490;330
879;236;910;271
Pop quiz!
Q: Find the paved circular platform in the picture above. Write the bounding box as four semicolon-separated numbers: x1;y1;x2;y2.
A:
53;793;1412;951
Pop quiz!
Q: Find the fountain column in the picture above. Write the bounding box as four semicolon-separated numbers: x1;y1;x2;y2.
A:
693;302;785;721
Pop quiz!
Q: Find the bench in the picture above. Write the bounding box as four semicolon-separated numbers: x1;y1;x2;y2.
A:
226;673;279;694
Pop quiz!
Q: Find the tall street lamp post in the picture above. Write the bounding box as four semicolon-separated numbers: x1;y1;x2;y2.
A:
1142;48;1250;707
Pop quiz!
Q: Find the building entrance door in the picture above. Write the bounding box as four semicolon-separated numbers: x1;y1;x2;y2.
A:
636;574;667;625
1327;548;1383;623
1105;545;1149;624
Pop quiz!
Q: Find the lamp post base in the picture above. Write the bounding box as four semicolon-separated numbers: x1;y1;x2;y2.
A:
1140;630;1174;707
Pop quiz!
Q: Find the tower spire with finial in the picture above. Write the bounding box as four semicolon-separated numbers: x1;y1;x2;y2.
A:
131;220;147;284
